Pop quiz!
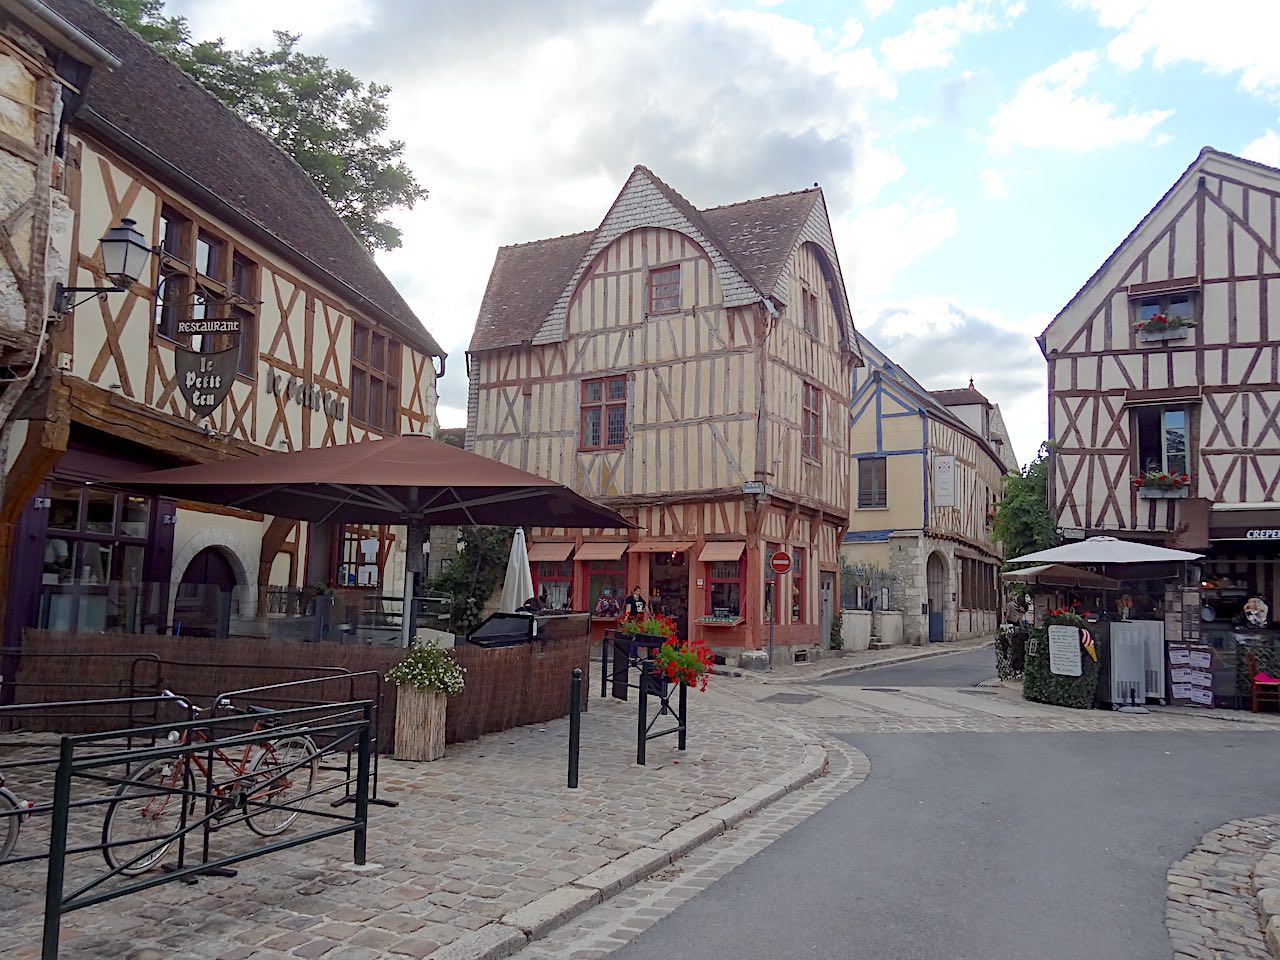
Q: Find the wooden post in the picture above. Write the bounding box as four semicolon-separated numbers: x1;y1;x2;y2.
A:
393;687;446;762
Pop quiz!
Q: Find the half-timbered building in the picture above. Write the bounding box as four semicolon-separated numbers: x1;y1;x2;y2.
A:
845;338;1009;644
1042;147;1280;642
0;0;443;652
468;167;861;662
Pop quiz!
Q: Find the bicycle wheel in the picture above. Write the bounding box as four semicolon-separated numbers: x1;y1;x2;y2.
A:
0;790;19;862
246;735;317;837
102;759;194;875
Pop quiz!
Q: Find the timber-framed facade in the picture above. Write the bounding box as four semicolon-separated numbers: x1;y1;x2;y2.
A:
0;0;443;657
1042;147;1280;629
845;339;1008;644
468;166;861;661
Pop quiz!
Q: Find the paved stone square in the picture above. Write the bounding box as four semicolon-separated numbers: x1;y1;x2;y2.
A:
0;688;814;960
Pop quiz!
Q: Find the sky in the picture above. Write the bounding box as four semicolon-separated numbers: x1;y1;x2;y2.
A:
170;0;1280;471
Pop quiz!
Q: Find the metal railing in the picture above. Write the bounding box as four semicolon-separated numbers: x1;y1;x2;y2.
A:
1;696;374;960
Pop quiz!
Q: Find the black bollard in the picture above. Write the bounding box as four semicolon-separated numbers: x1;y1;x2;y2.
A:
568;667;582;788
637;660;649;766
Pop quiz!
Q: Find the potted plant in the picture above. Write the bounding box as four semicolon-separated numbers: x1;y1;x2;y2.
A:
615;614;680;695
652;637;715;692
1132;468;1191;499
1134;311;1196;342
386;637;465;762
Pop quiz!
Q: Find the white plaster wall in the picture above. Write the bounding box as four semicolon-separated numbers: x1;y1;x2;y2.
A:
841;609;872;651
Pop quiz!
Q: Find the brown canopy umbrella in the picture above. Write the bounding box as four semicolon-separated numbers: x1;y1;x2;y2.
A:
116;434;631;643
117;433;629;528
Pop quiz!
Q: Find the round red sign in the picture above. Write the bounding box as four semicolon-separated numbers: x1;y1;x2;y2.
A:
770;550;792;575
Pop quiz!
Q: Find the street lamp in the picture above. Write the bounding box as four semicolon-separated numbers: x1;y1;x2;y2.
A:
53;217;153;315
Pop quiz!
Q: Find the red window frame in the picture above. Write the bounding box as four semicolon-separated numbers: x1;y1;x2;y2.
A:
588;559;626;617
580;376;627;450
763;541;779;623
802;382;822;460
705;557;745;616
790;547;806;623
648;264;681;313
533;560;573;610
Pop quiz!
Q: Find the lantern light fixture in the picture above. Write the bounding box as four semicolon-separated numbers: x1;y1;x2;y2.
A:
53;218;153;315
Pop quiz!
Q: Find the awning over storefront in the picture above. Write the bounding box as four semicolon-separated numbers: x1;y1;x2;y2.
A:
1209;503;1280;542
528;541;574;562
697;541;746;562
575;541;629;561
629;540;694;553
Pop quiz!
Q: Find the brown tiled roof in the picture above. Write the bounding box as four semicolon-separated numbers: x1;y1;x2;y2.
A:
930;385;990;407
701;189;819;295
471;175;830;352
472;230;593;351
48;0;443;359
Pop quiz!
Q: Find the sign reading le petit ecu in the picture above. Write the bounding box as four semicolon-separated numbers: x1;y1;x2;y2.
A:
175;346;238;417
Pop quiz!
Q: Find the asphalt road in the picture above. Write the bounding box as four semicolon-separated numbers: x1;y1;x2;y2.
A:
611;730;1280;960
820;646;999;688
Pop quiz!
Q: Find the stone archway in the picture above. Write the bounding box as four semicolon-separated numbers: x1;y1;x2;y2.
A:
926;551;947;643
175;547;239;638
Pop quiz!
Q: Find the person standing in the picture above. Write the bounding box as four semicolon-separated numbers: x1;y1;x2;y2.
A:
623;585;647;620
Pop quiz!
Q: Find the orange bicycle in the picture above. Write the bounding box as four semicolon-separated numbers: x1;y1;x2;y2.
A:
101;690;318;875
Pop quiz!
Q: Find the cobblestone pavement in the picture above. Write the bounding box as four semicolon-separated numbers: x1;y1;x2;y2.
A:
1165;815;1280;960
0;689;815;960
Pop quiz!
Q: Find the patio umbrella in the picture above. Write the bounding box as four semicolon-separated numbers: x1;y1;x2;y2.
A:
1005;536;1202;565
499;528;535;614
999;564;1122;590
116;434;631;643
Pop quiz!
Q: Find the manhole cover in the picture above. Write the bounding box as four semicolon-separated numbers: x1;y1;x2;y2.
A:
760;692;818;704
860;687;900;693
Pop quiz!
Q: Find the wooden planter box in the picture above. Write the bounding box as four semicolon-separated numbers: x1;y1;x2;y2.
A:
1137;326;1190;343
1137;486;1189;499
394;686;447;761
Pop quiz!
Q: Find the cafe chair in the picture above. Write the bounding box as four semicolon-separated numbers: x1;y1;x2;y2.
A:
1245;651;1280;713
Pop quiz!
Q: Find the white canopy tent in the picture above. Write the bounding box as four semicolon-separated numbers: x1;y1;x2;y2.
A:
1006;536;1202;565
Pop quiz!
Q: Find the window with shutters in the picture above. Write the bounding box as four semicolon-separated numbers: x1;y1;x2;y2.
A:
351;322;402;433
858;457;888;509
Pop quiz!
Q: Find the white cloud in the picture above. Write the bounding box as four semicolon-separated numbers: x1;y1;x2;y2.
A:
837;199;959;301
1242;131;1280;168
988;51;1173;152
865;0;895;16
880;1;1023;73
1074;0;1280;101
981;169;1008;198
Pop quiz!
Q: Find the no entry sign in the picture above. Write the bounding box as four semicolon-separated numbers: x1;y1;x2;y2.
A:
770;550;792;575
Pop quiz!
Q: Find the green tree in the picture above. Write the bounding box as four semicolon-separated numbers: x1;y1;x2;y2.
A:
95;0;426;251
993;441;1058;563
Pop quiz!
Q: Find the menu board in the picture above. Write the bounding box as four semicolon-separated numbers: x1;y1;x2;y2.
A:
1048;625;1082;677
1168;642;1214;707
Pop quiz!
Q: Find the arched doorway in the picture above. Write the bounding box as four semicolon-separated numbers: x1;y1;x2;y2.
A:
926;552;946;643
175;547;238;638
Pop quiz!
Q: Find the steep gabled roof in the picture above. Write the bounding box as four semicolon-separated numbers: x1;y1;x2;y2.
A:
472;230;593;351
1038;146;1280;353
471;167;856;355
858;333;1006;469
48;0;443;359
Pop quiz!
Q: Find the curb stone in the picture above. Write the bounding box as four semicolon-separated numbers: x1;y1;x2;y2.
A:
439;726;835;960
1253;844;1280;959
750;639;995;685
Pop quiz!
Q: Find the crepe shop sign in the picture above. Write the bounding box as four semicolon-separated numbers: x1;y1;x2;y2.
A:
264;369;346;422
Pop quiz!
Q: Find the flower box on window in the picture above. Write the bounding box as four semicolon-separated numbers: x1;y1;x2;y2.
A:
1137;326;1190;343
1137;486;1189;499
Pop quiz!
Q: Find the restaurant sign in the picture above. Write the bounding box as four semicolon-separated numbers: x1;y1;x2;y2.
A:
1246;529;1280;540
265;368;346;422
175;345;238;418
